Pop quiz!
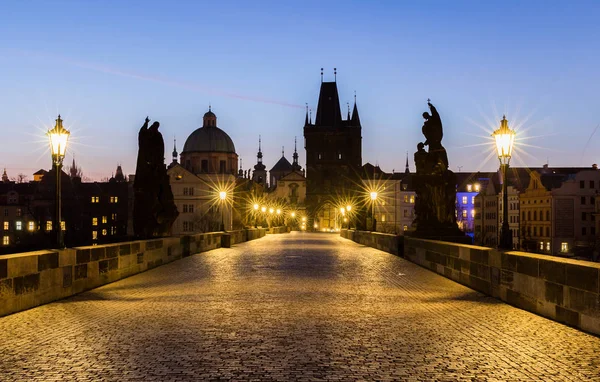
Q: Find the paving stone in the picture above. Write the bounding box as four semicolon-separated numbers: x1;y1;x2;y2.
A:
0;233;599;381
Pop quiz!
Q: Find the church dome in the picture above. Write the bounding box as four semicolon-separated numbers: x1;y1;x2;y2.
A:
182;109;236;154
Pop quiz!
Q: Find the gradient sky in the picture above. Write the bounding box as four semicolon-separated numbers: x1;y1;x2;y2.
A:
1;0;600;180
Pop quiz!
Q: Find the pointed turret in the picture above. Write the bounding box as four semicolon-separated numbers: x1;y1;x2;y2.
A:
252;135;267;185
292;137;301;172
2;168;9;183
304;104;309;126
238;158;244;177
351;95;361;127
70;157;78;178
172;138;178;163
115;164;125;182
405;152;410;174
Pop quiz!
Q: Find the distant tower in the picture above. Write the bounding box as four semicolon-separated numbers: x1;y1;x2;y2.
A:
405;152;410;174
68;157;82;180
114;164;125;182
252;136;267;186
238;158;244;178
1;168;8;183
291;137;302;172
172;138;178;164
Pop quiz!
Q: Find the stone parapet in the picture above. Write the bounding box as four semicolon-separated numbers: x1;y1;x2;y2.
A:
404;237;600;336
268;226;289;235
0;228;267;317
340;229;403;256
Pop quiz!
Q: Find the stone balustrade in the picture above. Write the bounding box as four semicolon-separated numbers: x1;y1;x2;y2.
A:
0;228;269;317
340;230;600;336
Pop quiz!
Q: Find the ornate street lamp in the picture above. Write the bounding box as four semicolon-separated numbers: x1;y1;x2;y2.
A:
493;115;516;250
369;191;378;231
47;115;70;248
253;203;259;228
219;191;227;231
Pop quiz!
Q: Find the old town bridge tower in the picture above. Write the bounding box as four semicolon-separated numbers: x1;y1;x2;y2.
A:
303;71;362;230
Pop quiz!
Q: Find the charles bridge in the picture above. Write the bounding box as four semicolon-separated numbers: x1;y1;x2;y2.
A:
1;230;599;381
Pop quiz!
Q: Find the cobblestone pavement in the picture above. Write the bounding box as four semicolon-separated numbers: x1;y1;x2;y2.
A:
2;233;600;381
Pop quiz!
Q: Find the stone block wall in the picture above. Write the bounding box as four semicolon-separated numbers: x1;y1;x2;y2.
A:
268;226;289;234
340;229;403;256
0;229;266;317
404;237;600;336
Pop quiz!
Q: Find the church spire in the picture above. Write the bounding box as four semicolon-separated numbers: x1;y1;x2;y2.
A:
2;168;8;183
172;137;178;163
405;152;410;174
257;135;263;163
351;92;361;127
292;137;301;172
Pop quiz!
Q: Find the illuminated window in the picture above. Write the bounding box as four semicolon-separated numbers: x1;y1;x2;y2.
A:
16;208;22;217
382;200;386;206
561;242;568;252
110;196;119;203
539;241;544;250
546;242;550;251
46;221;52;231
15;221;22;231
381;214;386;222
403;225;408;231
27;221;34;231
102;216;107;224
403;195;408;203
462;210;467;218
61;221;66;231
409;195;415;203
92;217;98;226
471;209;475;218
92;231;98;240
91;196;99;203
471;196;475;204
462;196;468;204
102;229;107;236
111;226;116;235
474;184;480;192
2;236;8;245
3;221;8;230
112;213;117;220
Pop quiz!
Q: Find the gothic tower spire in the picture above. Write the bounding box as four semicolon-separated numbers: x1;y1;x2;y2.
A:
405;152;410;174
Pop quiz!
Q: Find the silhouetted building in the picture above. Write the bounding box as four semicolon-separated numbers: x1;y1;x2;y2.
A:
304;75;362;230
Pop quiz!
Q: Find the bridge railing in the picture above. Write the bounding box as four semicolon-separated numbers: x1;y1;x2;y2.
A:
341;229;600;337
0;227;277;317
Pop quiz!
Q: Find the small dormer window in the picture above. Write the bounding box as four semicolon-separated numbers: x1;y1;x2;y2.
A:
467;184;472;192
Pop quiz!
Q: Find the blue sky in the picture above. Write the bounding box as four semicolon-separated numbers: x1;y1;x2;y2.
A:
1;0;599;180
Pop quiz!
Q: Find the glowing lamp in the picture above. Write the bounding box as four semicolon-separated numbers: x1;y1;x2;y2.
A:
47;115;70;161
346;205;351;212
219;191;227;200
253;203;259;210
261;206;266;213
370;191;378;201
291;212;296;217
269;208;274;214
492;115;516;165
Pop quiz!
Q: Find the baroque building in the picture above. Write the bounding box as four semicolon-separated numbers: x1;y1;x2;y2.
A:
168;108;239;234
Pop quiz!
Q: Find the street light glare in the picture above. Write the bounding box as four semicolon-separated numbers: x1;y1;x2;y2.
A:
261;206;266;212
291;212;296;217
492;115;516;164
346;205;351;211
48;115;70;158
253;203;259;210
219;191;227;200
370;191;378;201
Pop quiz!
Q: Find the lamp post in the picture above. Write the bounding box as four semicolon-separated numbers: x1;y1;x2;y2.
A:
370;191;378;231
253;203;259;228
340;207;346;229
47;115;70;248
493;115;516;250
219;191;227;231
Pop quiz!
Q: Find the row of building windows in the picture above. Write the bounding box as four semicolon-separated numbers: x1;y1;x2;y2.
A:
580;180;596;189
1;220;66;232
182;204;195;213
90;196;119;203
3;208;23;216
91;214;118;226
91;226;118;240
522;210;551;221
182;187;195;196
182;221;195;232
402;195;415;203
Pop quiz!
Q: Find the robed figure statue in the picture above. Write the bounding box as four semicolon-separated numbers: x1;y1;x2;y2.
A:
133;117;178;238
412;101;463;239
